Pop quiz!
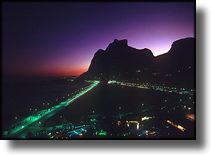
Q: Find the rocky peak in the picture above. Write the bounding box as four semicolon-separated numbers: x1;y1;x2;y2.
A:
106;39;128;52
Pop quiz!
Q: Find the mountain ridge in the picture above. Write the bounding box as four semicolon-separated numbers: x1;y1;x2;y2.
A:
77;37;195;88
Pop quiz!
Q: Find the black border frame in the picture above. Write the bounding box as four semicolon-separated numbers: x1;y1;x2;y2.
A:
0;0;196;140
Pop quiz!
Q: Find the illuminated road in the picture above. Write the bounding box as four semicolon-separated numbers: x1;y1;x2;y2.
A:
3;80;100;138
107;80;195;95
3;79;194;139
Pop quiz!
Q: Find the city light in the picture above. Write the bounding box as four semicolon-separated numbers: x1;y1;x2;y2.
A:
185;114;195;121
4;81;100;138
166;120;186;132
96;129;107;136
3;79;195;139
107;80;195;95
141;116;153;121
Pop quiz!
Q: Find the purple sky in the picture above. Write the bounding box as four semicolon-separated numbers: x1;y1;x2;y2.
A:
2;2;194;76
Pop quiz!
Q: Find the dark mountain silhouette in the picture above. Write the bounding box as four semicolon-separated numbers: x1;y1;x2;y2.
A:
155;38;194;72
153;38;195;87
78;38;195;88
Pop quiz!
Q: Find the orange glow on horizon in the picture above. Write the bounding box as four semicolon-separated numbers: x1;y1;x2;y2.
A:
50;67;87;76
29;66;88;77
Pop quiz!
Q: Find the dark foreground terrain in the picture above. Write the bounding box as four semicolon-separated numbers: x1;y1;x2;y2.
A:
2;78;195;139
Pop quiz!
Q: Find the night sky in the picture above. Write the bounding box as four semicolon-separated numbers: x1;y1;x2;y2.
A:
2;2;194;77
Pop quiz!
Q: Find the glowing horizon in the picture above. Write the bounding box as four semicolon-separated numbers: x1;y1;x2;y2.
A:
2;2;194;77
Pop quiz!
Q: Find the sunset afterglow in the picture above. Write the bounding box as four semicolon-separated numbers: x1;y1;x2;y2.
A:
2;2;194;76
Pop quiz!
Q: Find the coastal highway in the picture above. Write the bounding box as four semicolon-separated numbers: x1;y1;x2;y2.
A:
3;80;100;138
